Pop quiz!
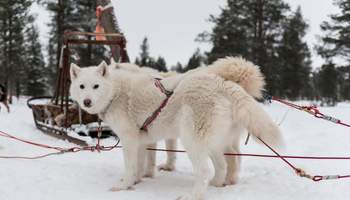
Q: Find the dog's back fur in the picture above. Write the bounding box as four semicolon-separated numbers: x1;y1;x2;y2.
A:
114;57;265;99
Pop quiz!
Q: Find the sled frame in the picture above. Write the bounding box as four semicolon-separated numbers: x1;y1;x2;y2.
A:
29;32;128;146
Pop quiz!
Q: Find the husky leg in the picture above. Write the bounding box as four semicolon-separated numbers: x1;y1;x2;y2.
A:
225;145;241;185
209;150;227;187
177;134;210;200
158;139;176;171
110;138;139;191
144;143;156;178
136;144;147;182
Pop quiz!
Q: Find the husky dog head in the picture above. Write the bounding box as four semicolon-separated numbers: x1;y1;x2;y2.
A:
69;61;118;114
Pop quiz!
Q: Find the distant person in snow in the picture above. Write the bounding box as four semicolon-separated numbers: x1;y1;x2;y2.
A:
0;84;10;113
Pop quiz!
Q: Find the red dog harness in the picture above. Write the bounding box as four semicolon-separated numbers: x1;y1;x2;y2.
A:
140;78;173;131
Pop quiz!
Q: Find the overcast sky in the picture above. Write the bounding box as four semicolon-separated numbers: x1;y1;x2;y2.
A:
33;0;339;68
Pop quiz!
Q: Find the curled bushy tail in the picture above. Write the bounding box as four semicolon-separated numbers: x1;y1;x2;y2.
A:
223;81;282;147
206;57;265;99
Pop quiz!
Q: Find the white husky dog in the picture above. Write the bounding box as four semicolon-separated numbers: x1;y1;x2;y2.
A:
110;57;269;178
69;57;282;200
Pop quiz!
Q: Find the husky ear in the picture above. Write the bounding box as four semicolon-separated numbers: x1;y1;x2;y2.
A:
97;60;109;77
110;57;120;69
70;63;81;79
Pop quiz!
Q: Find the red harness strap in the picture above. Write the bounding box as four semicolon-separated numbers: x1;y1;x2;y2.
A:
140;79;173;131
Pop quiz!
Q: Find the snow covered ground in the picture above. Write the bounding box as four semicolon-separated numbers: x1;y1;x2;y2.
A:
1;98;350;200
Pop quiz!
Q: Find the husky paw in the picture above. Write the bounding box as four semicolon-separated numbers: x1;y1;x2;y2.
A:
109;184;134;192
225;176;238;186
134;178;142;184
176;194;199;200
224;179;237;186
158;163;175;171
209;178;226;187
142;165;155;178
143;171;155;178
110;178;136;191
176;195;192;200
119;178;136;183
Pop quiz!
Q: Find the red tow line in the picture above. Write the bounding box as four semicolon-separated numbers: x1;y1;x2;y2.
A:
272;97;350;128
268;96;350;181
0;130;120;160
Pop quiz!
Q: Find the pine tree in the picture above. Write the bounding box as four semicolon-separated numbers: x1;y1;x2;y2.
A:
277;7;312;99
171;62;183;73
138;37;151;66
134;58;140;66
0;0;33;98
317;0;350;62
147;57;157;69
337;66;350;101
310;71;321;101
199;0;251;62
200;0;290;94
153;56;168;72
135;37;168;72
24;23;47;96
315;0;350;103
317;62;338;106
42;0;75;90
182;49;203;72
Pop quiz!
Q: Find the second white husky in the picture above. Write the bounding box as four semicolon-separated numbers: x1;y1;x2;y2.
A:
110;57;268;177
69;57;282;200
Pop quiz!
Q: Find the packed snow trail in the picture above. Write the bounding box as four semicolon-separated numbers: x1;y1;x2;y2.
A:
1;99;350;200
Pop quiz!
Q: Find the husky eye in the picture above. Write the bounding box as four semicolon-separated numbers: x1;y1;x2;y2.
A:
93;84;99;89
80;84;85;89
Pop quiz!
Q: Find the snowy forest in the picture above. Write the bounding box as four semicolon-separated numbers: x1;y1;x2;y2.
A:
0;0;350;105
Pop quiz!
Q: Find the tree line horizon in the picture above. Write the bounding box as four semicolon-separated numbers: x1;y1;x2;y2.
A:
0;0;349;105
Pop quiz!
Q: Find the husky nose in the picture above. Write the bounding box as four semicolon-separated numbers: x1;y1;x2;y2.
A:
83;99;92;107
